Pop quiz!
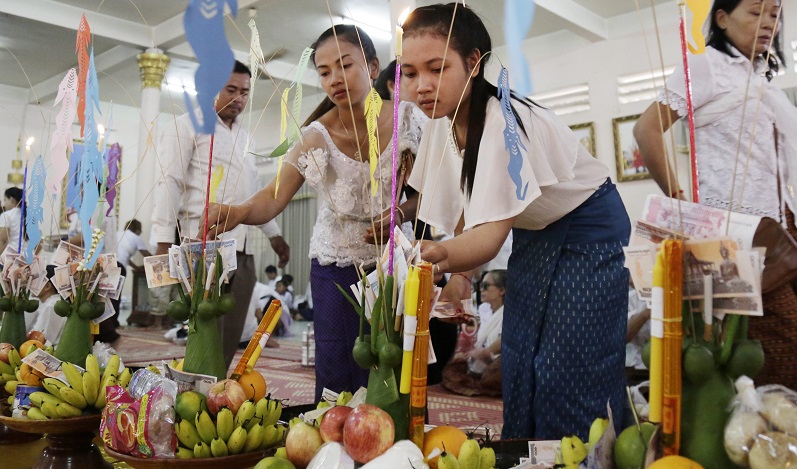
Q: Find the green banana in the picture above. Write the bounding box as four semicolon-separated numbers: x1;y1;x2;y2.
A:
29;391;64;408
26;407;49;420
336;391;353;406
56;402;83;418
264;398;283;426
177;420;203;449
42;377;68;399
245;422;266;453
0;359;14;375
176;447;195;459
85;354;100;378
274;447;287;459
4;380;18;395
40;402;60;419
227;426;247;455
82;371;100;406
479;447;496;469
210;438;229;457
194;441;211;458
0;372;14;384
59;386;88;409
216;407;234;442
458;439;481;469
196;410;217;444
61;362;84;394
438;451;461;469
8;348;21;369
235;400;256;428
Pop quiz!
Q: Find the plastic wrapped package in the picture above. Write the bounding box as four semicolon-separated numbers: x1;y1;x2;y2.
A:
724;377;797;468
100;384;177;458
93;341;124;373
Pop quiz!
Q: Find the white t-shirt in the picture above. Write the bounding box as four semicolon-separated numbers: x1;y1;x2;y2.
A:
31;295;65;346
116;230;148;266
0;207;22;251
240;282;275;342
409;97;608;234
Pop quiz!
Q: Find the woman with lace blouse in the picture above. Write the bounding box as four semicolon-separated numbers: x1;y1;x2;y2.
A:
635;0;797;389
205;25;426;401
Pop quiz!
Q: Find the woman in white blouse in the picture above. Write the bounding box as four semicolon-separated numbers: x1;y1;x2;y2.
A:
205;25;426;401
635;0;796;389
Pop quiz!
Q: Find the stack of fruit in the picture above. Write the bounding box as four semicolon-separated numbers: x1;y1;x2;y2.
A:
0;337;49;398
556;418;611;468
172;381;287;459
20;353;128;420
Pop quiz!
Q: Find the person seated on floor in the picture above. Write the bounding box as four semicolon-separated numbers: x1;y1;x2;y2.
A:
239;281;280;349
265;264;280;289
30;266;67;346
273;280;293;337
441;269;506;397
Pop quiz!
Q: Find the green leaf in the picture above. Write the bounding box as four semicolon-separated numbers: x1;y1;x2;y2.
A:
267;139;293;158
335;283;363;318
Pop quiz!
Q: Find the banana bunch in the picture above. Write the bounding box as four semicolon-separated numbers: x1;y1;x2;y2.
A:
177;406;288;459
554;417;609;468
1;347;23;398
433;439;496;469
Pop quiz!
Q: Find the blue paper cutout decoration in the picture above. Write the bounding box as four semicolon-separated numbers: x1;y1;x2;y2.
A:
504;0;535;96
79;49;104;269
25;156;46;262
105;143;121;216
498;66;528;201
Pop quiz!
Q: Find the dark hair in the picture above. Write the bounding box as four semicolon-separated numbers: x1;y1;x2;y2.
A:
303;24;379;126
375;60;397;101
125;219;142;233
4;187;22;203
282;274;294;285
707;0;784;80
403;3;534;197
265;265;277;274
233;60;252;77
486;269;507;289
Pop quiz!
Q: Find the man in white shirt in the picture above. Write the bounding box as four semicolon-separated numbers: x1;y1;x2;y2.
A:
0;187;23;254
30;266;66;346
151;61;290;368
116;219;151;267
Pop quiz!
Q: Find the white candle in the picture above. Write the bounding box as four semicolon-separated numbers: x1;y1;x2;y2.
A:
395;25;403;57
25;137;34;161
703;273;713;322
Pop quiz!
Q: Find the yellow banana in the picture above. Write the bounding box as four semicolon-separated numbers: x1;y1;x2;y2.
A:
561;435;588;467
8;348;21;369
42;377;68;399
40;402;60;419
82;371;100;406
196;410;217;444
588;418;609;448
210;438;229;457
15;368;21;381
177;420;203;449
336;391;353;406
30;391;64;408
0;359;14;375
4;380;18;395
56;402;83;418
118;368;132;389
216;407;234;442
458;439;481;469
27;407;49;420
6;395;13;405
59;386;88;409
227;426;247;455
145;364;160;375
103;354;121;383
194;441;211;458
94;374;117;409
176;447;195;459
0;372;14;384
438;451;461;469
479;447;496;469
264;398;283;426
234;400;256;428
274;447;287;459
244;422;266;452
61;362;84;394
85;354;100;378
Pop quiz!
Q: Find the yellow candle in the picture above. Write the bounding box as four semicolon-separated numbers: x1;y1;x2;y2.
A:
400;266;419;394
649;251;665;424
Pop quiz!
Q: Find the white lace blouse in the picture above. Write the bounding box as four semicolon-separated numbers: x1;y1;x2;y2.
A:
285;101;427;267
658;46;797;222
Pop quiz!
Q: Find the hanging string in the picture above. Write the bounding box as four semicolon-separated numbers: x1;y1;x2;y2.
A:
388;58;402;276
202;133;215;255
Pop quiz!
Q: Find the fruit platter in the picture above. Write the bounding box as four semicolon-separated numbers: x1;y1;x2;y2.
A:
105;446;274;469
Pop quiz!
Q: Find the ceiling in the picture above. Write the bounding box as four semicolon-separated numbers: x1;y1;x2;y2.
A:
0;0;674;113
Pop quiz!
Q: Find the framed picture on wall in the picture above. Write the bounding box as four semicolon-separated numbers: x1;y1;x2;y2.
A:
569;122;596;157
613;114;650;182
60;141;121;229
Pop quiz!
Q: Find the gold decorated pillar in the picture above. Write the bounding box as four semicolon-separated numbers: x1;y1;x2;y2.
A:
135;48;170;239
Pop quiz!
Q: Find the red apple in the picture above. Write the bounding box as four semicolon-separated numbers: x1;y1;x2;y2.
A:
285;421;324;468
27;330;46;345
206;379;247;415
343;404;395;463
319;405;353;443
0;343;13;364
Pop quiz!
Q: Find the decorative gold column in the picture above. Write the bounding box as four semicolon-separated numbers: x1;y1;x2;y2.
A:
135;48;170;239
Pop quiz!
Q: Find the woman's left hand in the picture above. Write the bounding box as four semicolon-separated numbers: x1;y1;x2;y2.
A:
363;208;398;245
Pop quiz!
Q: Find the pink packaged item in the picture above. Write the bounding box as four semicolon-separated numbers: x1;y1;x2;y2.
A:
100;384;177;458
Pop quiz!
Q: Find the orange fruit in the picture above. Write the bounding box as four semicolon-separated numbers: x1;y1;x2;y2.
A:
19;363;44;386
423;425;468;469
238;369;267;401
19;339;44;358
648;455;705;469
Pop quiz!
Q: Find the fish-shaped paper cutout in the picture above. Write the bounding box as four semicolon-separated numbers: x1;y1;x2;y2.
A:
686;0;711;54
364;88;383;196
48;68;78;194
504;0;535;96
24;156;46;262
270;47;314;158
79;50;104;269
498;67;528;201
248;18;264;85
76;15;91;137
105;143;121;216
209;165;224;203
184;0;238;134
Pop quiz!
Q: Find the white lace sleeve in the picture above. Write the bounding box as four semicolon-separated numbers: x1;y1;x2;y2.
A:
283;124;330;188
398;101;428;155
657;49;717;117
